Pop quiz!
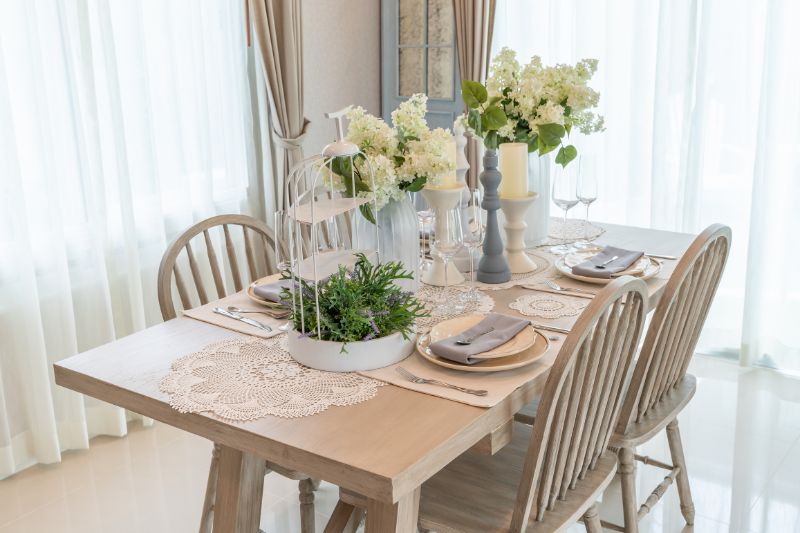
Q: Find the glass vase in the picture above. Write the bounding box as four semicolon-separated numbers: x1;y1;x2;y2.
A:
524;152;551;247
354;195;420;292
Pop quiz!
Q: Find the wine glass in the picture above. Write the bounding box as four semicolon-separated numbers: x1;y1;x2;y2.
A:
415;193;434;273
431;206;464;314
549;159;580;255
575;155;598;250
273;211;294;331
461;188;485;303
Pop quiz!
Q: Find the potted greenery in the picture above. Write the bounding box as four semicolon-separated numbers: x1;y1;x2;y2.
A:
283;254;427;372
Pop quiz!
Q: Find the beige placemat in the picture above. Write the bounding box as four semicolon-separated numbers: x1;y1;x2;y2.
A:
183;289;287;339
358;333;564;408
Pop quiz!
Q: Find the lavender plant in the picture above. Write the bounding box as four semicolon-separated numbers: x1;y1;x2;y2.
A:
281;254;427;347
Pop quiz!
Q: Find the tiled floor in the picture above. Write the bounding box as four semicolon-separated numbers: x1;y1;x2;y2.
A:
1;355;799;532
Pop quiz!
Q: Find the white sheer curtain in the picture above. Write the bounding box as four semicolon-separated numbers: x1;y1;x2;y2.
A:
493;0;800;374
0;0;265;478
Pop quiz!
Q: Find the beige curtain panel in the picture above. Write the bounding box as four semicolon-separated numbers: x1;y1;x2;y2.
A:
251;0;309;211
453;0;497;188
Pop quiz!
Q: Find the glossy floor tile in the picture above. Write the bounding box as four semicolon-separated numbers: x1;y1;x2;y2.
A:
1;355;799;532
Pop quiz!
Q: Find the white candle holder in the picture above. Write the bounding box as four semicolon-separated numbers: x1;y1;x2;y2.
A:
421;184;466;286
500;192;539;274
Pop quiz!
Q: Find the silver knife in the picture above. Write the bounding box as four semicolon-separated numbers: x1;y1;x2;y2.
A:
213;307;272;332
529;322;571;334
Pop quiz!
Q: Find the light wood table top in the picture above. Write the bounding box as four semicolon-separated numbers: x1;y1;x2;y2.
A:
53;222;693;532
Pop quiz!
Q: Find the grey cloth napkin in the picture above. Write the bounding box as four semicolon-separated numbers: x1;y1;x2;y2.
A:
252;279;291;304
571;246;644;279
429;313;531;365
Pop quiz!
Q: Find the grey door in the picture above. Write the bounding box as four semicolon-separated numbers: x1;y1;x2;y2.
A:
381;0;464;130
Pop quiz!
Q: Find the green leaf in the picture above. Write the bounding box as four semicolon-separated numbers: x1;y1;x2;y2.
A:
538;135;558;155
461;80;488;108
487;95;503;106
555;144;578;167
564;122;572;135
403;176;427;192
467;108;482;137
537;123;566;146
527;133;539;153
359;204;376;224
481;105;507;131
484;131;499;150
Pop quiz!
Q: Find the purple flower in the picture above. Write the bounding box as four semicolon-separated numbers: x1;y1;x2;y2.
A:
362;332;376;341
369;318;380;336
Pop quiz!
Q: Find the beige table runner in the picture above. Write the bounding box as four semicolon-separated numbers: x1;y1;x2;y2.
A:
183;289;287;339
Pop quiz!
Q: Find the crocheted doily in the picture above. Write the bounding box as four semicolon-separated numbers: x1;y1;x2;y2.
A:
509;293;589;319
160;336;384;420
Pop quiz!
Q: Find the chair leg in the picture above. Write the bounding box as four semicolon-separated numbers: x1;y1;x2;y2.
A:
583;503;602;533
198;444;221;533
666;419;695;525
299;478;316;533
618;446;639;533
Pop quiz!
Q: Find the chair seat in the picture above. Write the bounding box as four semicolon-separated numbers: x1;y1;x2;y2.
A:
611;374;696;449
419;423;618;533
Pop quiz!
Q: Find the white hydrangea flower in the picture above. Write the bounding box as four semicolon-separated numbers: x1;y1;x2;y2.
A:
324;93;453;212
391;94;429;140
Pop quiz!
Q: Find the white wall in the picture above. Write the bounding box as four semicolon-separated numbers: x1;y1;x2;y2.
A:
302;0;382;154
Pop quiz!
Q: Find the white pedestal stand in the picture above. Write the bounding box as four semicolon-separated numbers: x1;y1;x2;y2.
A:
421;184;466;286
500;192;538;274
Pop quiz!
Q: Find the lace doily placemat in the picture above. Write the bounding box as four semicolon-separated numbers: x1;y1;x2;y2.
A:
159;336;384;420
509;293;589;319
542;218;605;245
415;284;494;332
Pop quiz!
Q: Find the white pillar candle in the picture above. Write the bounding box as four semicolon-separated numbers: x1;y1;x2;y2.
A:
498;142;529;198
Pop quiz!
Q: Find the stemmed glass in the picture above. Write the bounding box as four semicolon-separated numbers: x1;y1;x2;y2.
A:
415;194;434;273
575;155;598;250
431;206;464;314
461;188;485;303
273;211;294;331
549;159;580;255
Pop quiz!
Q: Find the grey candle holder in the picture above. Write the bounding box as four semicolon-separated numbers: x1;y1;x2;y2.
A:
477;149;512;284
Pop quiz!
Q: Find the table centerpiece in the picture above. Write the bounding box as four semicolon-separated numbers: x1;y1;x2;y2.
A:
284;253;428;372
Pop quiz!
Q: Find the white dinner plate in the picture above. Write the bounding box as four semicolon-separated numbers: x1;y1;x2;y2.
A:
555;253;661;285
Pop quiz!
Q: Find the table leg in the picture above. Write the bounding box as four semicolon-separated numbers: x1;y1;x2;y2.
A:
365;487;420;533
212;445;267;533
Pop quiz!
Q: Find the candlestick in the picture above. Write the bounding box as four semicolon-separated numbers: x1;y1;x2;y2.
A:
477;149;511;284
501;192;539;273
421;183;466;286
499;142;528;198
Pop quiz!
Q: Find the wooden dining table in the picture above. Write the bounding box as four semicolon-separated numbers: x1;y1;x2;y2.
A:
53;223;693;533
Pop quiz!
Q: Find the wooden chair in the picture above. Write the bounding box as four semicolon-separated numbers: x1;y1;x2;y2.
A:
604;224;731;532
325;276;648;532
157;214;319;533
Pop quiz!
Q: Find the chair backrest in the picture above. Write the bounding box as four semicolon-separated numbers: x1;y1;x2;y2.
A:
157;214;278;320
616;224;731;431
511;276;648;529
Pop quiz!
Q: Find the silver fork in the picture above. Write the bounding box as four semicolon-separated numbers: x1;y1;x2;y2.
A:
396;367;488;396
544;279;595;295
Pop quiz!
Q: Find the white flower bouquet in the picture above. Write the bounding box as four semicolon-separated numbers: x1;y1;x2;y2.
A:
325;94;454;221
461;47;604;166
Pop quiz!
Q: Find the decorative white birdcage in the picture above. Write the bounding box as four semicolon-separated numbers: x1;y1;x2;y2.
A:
286;110;380;339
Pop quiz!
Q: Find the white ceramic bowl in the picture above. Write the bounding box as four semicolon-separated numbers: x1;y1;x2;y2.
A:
286;329;415;372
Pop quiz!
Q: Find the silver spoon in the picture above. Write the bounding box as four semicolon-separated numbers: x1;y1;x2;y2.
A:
455;326;495;345
596;255;619;269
